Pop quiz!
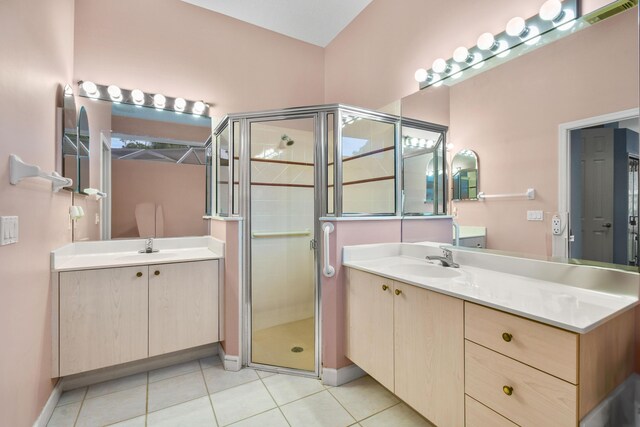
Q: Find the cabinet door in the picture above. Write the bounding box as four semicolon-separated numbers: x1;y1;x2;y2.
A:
149;260;219;356
345;269;394;391
394;282;464;427
59;266;149;376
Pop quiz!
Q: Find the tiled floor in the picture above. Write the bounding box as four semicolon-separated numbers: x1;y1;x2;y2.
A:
47;356;435;427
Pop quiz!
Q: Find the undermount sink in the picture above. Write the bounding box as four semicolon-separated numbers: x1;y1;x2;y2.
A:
382;262;463;279
115;252;173;262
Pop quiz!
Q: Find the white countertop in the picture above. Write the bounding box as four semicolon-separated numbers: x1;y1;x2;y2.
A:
52;236;224;272
343;243;639;334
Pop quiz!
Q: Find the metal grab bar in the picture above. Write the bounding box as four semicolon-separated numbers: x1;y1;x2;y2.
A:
322;222;335;277
251;229;311;238
477;188;535;200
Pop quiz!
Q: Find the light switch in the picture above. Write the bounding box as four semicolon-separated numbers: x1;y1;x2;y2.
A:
0;216;19;245
527;210;543;221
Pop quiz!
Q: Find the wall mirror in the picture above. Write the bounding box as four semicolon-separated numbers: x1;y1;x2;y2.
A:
76;96;212;241
398;6;638;268
451;149;479;201
59;86;78;191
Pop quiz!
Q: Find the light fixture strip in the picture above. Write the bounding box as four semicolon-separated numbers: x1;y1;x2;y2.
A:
76;81;210;116
417;0;578;90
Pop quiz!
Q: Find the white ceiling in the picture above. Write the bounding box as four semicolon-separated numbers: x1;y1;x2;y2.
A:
181;0;372;47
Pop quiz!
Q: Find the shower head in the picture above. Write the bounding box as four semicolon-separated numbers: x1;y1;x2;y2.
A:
279;134;295;149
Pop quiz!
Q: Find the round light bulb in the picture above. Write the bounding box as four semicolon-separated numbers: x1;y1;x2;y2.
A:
81;81;98;97
524;26;541;45
477;32;496;51
64;84;73;97
453;46;470;63
414;68;428;83
107;85;122;101
432;58;447;74
131;89;145;105
174;97;186;112
539;0;563;21
193;101;206;115
506;17;527;37
153;94;166;109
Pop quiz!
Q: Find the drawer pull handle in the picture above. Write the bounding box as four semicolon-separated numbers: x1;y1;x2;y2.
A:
382;284;389;291
136;272;143;278
394;289;402;296
154;270;160;276
503;385;513;396
502;332;513;342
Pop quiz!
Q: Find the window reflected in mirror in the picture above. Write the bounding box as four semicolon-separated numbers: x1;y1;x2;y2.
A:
451;149;479;201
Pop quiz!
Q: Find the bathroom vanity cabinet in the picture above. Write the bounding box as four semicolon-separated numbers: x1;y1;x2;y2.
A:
345;267;636;427
56;260;218;377
345;269;464;427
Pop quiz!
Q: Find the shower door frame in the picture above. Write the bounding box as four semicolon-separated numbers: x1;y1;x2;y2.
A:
239;109;328;377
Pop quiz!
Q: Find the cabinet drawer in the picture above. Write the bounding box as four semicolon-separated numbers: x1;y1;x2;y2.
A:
465;302;578;383
465;341;577;427
465;395;517;427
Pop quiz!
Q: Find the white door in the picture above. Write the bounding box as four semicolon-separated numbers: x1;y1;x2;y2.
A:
581;128;614;262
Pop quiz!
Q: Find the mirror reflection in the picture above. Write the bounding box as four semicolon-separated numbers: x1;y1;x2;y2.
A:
399;7;638;268
76;98;212;240
402;122;447;215
60;88;77;190
451;149;479;201
77;107;90;194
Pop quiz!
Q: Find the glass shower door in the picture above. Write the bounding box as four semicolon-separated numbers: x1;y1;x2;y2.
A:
249;116;317;373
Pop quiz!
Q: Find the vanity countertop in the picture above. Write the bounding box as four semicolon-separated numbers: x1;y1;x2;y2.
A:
52;236;224;272
343;243;639;334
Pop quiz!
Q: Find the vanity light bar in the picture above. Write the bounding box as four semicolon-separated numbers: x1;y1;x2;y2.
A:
76;81;210;116
415;0;578;90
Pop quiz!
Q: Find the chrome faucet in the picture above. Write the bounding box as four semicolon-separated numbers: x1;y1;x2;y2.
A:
426;247;459;268
139;238;157;254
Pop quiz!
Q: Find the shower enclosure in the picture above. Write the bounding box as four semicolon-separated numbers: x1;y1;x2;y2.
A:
208;104;446;376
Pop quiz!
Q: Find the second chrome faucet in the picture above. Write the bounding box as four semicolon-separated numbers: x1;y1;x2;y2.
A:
426;247;459;268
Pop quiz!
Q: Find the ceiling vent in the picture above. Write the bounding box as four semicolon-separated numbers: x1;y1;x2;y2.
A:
582;0;638;25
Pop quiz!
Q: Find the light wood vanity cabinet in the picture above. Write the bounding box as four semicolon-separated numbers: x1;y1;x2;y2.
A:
345;269;464;427
57;260;219;377
59;266;149;376
464;302;636;427
149;261;219;356
345;268;636;427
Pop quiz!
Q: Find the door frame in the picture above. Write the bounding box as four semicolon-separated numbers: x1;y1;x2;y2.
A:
241;112;324;377
555;108;639;258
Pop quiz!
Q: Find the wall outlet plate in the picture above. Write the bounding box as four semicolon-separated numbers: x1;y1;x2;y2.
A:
527;210;543;221
552;215;562;235
0;216;19;245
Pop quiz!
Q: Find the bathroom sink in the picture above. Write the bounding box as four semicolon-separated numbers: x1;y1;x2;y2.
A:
381;262;463;279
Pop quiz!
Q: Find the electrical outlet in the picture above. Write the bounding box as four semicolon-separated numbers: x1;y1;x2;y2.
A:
552;214;562;235
0;216;19;245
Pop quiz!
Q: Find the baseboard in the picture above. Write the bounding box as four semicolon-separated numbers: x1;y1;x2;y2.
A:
62;343;218;390
321;364;366;387
33;379;64;427
219;344;241;371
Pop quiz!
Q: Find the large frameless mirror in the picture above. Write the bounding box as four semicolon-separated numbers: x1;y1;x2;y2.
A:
451;149;479;201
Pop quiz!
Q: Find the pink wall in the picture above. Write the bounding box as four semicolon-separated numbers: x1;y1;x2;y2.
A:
111;159;207;238
0;0;75;425
322;220;402;369
209;219;241;356
450;10;638;255
74;0;325;119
